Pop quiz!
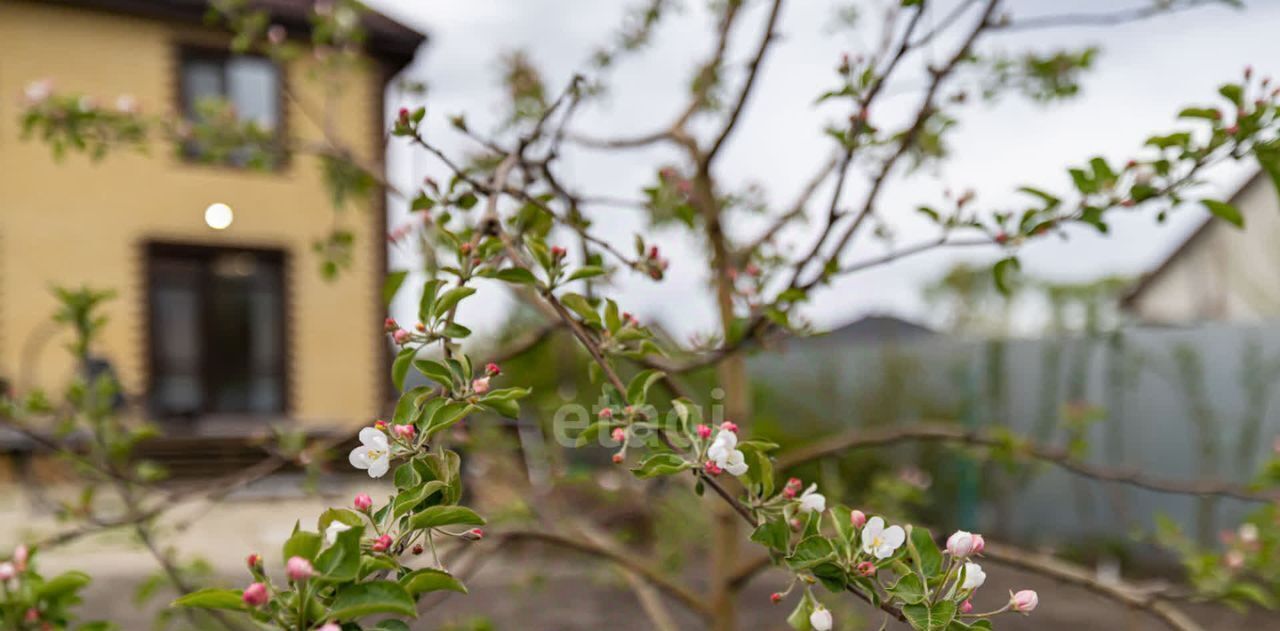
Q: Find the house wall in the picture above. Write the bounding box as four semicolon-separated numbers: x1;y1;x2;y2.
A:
0;1;388;429
1129;173;1280;324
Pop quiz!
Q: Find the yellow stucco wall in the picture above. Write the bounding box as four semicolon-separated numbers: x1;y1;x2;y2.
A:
0;2;388;428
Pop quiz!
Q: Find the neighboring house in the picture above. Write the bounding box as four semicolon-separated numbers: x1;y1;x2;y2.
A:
1123;170;1280;324
0;1;423;446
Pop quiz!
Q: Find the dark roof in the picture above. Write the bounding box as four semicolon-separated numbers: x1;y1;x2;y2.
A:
819;314;935;345
38;0;425;71
1121;169;1266;308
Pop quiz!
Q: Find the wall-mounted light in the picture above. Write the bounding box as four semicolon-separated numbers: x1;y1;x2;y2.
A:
204;203;234;230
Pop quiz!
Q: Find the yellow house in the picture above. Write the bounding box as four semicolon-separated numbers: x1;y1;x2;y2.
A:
0;0;423;444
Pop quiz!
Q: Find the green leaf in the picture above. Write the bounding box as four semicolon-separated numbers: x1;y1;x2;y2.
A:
750;519;791;553
489;267;539;285
282;529;323;563
479;395;520;418
315;523;364;583
391;346;416;392
418;278;446;323
414;359;455;387
560;293;602;327
408;505;486;530
566;266;606;282
392;385;432;426
424;401;474;436
171;588;245;611
811;562;848;593
382;270;408;306
394;461;423;490
327;581;417;621
1253;140;1280;203
574;420;613;447
903;601;956;631
37;571;91;599
1202;199;1244;229
401;568;468;595
787;536;835;570
1178;106;1221;121
910;526;943;577
372;621;412;631
626;369;664;406
992;256;1020;295
888;573;927;605
631;453;691;479
786;591;817;630
432;286;477;320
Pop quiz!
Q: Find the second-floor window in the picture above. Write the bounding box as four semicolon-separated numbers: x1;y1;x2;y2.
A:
178;48;284;167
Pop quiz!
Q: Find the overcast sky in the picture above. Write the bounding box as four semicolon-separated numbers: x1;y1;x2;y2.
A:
364;0;1278;341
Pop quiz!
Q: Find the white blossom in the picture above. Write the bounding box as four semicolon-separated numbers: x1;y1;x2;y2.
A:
809;606;833;631
23;79;52;105
798;484;826;514
860;516;906;559
946;530;976;557
348;427;390;478
961;561;986;590
706;429;748;476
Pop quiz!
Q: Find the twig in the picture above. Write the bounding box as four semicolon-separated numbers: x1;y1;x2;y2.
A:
776;422;1279;503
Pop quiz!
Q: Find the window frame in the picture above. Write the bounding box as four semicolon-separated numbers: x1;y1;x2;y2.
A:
142;241;292;422
174;43;289;170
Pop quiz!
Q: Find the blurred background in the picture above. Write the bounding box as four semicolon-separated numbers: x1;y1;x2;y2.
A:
3;0;1280;629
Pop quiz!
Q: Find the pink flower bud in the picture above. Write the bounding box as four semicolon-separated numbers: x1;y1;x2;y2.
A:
612;453;624;464
857;561;876;576
550;245;567;259
464;528;484;541
472;377;490;394
24;609;38;623
696;424;712;439
770;592;783;604
12;545;28;572
611;428;627;443
267;24;287;45
286;556;314;581
850;510;867;529
353;494;373;512
393;424;416;440
242;582;269;607
374;420;388;431
598;408;614;419
782;486;798;499
0;563;15;582
960;599;973;614
947;531;977;558
720;421;739;434
1010;589;1038;613
786;477;802;488
486;362;501;376
392;329;411;344
246;553;261;569
384;317;398;332
398;107;410;123
412;544;424;555
371;534;393;552
1225;550;1245;569
704;460;723;476
970;534;985;555
318;624;341;631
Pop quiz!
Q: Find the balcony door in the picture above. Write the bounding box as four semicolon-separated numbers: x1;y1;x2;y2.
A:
146;243;287;419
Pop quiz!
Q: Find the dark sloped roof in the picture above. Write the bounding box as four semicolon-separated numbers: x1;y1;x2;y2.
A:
37;0;425;70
